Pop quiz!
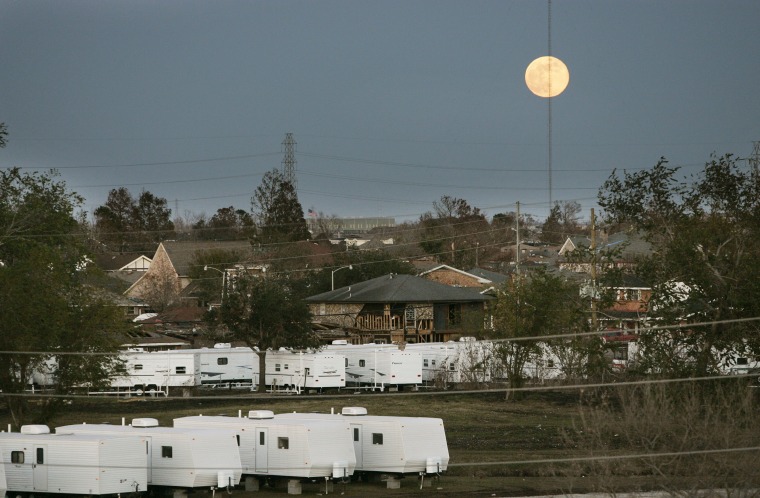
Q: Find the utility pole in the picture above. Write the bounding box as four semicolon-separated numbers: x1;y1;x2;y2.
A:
590;208;597;330
282;132;297;189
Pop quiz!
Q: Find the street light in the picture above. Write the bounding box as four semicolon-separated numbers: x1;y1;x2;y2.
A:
331;265;353;291
204;265;226;306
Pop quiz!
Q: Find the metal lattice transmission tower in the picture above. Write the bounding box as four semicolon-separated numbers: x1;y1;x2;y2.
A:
750;140;760;175
281;132;297;189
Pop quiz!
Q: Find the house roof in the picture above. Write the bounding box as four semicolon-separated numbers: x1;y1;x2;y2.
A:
93;252;152;272
305;273;493;304
160;240;253;276
466;267;509;284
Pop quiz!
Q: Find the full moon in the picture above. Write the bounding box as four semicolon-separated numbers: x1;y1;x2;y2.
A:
525;56;569;98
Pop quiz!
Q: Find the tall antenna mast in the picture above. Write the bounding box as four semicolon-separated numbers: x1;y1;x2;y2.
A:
281;132;297;189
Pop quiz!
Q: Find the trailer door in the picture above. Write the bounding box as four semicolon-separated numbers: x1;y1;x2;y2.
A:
351;424;363;469
255;428;268;473
32;445;47;491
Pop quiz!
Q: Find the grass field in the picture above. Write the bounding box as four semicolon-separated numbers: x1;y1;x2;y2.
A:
6;386;756;497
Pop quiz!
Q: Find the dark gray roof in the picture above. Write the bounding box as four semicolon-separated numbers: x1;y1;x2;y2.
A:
161;240;253;276
466;267;509;284
306;273;493;304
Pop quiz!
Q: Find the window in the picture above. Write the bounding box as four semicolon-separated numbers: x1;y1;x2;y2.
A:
345;358;348;367
259;432;266;445
134;364;143;371
423;359;429;367
36;447;44;464
353;428;360;442
372;433;383;445
275;363;281;372
432;360;436;367
236;435;241;446
161;446;173;458
11;451;24;464
284;364;289;370
305;368;310;376
217;357;228;366
449;362;455;371
737;357;749;365
547;359;555;368
359;360;366;367
175;366;186;374
278;437;289;449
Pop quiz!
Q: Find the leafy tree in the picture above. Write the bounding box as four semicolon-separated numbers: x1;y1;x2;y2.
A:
418;196;489;268
193;206;255;241
489;269;589;397
540;200;582;244
598;154;760;376
251;169;309;245
304;250;416;294
0;167;127;427
94;188;174;252
213;274;318;392
0;122;7;148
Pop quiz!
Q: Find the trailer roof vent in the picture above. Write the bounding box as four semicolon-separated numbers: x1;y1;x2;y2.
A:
341;407;368;416
248;410;274;419
332;340;348;345
131;418;159;428
214;343;231;349
21;425;50;435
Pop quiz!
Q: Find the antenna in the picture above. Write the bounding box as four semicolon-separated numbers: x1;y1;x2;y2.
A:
281;132;297;189
547;0;553;207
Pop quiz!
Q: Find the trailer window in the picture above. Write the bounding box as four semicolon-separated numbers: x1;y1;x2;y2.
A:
11;451;24;464
275;363;281;372
449;362;455;371
372;433;383;445
175;366;186;374
236;435;241;446
345;358;348;367
217;357;228;365
431;360;436;366
284;363;289;370
162;446;173;458
134;364;143;371
353;428;359;442
36;447;44;464
423;359;429;367
277;437;289;449
359;360;366;367
259;432;266;445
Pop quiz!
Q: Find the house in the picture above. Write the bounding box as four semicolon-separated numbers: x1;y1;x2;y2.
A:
306;273;493;344
124;240;253;305
419;264;493;289
559;231;652;273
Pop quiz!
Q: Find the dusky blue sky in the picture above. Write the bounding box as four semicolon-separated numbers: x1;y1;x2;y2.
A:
2;1;759;225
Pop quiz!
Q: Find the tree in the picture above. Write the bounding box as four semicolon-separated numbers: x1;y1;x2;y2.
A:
598;155;760;376
251;169;309;245
0;122;8;148
540;200;582;244
214;274;318;392
489;269;589;397
418;196;489;268
193;206;255;241
0;167;127;427
94;188;174;252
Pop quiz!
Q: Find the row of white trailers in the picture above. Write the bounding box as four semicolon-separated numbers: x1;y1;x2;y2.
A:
32;339;600;396
0;407;448;496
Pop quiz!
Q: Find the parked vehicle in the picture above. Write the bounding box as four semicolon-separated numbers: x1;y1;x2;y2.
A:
324;342;422;390
0;425;148;496
276;406;449;478
56;418;242;490
173;410;356;483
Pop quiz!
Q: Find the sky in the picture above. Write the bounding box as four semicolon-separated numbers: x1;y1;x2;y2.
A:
2;1;759;226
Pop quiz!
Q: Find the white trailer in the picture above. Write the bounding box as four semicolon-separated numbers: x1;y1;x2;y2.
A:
111;349;201;394
324;343;422;390
173;410;355;482
254;349;346;393
277;407;449;477
194;344;255;386
0;425;147;495
55;418;242;490
405;339;491;385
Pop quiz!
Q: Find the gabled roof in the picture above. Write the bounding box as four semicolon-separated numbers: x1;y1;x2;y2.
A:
160;240;253;276
305;273;493;304
93;252;152;271
466;267;509;285
418;264;492;285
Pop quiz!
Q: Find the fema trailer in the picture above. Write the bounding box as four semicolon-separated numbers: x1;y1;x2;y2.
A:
254;349;346;393
55;418;242;491
194;344;255;386
110;349;201;395
405;339;492;385
173;410;356;487
277;407;449;481
0;425;148;495
324;342;422;391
